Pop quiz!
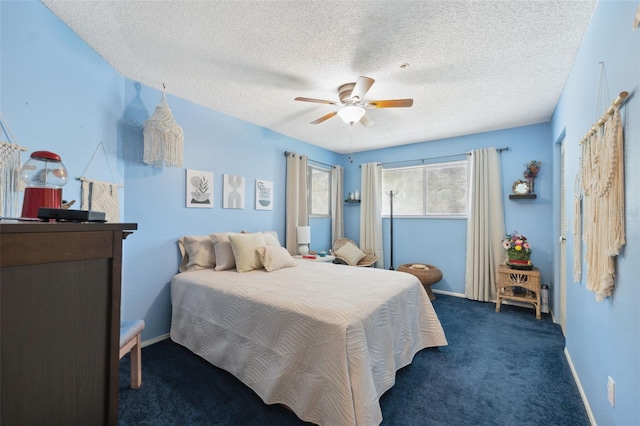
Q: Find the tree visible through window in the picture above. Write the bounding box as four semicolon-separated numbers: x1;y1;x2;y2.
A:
382;161;467;217
308;165;331;216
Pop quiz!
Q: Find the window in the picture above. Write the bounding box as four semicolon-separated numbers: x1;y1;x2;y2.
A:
308;165;331;217
382;160;467;217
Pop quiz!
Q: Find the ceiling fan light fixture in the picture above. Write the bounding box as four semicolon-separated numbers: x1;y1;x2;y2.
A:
337;105;365;124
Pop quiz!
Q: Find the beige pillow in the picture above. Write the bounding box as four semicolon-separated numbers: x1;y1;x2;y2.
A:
263;231;281;247
257;246;298;272
178;235;216;272
211;232;237;271
335;241;366;266
228;233;266;272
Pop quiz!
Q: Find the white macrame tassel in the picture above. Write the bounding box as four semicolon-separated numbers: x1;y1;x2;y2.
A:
572;174;582;282
580;105;625;301
0;143;22;217
81;179;120;223
143;89;184;168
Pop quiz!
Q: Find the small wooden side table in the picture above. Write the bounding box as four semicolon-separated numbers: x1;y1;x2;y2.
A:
397;263;442;301
496;265;541;319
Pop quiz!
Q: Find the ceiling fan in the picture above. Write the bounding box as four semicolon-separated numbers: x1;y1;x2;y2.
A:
294;76;413;127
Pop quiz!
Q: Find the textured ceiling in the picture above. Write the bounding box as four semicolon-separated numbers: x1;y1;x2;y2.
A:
42;1;597;154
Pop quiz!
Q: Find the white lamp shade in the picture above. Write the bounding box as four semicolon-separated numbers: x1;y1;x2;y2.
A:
297;226;311;244
337;106;365;124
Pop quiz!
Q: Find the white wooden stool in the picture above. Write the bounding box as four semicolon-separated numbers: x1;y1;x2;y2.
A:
119;319;145;389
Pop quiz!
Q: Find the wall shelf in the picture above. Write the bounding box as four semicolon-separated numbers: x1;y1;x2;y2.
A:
509;194;537;200
345;200;361;203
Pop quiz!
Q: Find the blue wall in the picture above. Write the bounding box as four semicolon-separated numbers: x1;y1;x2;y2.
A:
550;1;639;424
2;1;638;424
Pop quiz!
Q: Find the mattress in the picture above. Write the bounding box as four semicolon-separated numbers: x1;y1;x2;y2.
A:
170;259;447;425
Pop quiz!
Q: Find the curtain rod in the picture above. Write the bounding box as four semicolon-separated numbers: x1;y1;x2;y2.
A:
283;151;332;169
374;146;510;168
579;91;629;145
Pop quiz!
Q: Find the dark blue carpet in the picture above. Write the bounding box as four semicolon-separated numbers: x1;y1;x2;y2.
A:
119;295;589;425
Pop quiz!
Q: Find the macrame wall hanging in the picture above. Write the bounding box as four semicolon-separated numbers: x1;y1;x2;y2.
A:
0;113;27;217
572;174;582;282
634;4;640;30
78;142;122;223
576;63;628;301
143;84;184;167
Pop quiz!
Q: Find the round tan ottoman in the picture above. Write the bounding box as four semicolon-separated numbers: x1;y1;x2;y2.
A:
397;263;443;301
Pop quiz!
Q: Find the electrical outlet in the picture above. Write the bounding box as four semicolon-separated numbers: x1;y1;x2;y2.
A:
607;376;615;407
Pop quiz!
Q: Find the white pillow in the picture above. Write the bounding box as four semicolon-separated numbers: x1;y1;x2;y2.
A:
211;232;237;271
228;233;266;272
178;235;216;272
263;231;281;247
335;241;366;266
257;246;298;272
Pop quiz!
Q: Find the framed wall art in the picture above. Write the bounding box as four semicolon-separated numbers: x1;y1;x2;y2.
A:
255;179;273;210
223;174;245;209
186;169;213;208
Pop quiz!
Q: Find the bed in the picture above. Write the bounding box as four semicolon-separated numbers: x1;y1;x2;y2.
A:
170;238;447;426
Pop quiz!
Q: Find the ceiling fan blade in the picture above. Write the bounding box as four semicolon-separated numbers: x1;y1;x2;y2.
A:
359;113;374;127
310;111;338;124
350;76;375;103
295;97;338;105
365;99;414;108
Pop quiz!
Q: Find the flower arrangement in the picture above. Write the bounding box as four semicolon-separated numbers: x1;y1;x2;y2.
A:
502;231;532;269
523;160;540;180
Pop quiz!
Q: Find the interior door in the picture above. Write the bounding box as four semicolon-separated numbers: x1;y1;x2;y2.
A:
558;140;567;333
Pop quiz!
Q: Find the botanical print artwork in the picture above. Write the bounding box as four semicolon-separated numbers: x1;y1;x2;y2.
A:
255;179;273;210
186;169;213;208
223;174;245;209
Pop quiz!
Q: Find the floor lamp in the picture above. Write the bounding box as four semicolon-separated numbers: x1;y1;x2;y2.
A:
386;190;397;270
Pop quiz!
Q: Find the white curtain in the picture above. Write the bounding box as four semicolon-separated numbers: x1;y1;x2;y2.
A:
464;148;505;301
285;152;308;255
360;163;384;268
331;165;344;244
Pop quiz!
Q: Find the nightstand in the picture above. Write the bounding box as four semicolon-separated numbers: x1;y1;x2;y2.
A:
496;265;541;319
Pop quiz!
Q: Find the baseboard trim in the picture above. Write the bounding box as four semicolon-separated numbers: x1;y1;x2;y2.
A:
432;289;465;298
141;333;170;348
564;347;596;426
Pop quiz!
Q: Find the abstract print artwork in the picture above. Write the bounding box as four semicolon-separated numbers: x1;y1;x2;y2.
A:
255;179;273;211
223;174;245;209
186;169;213;208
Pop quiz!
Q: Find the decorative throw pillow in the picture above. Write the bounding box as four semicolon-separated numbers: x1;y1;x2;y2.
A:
211;232;237;271
178;235;216;272
257;246;298;272
263;231;281;247
335;241;366;266
228;232;266;272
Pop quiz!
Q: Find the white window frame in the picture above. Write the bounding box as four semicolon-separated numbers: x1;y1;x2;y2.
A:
308;164;331;218
382;160;468;219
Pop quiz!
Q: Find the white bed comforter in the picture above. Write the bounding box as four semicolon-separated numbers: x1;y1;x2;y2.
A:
170;260;447;426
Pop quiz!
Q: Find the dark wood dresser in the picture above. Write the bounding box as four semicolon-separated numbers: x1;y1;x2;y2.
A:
0;221;137;426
